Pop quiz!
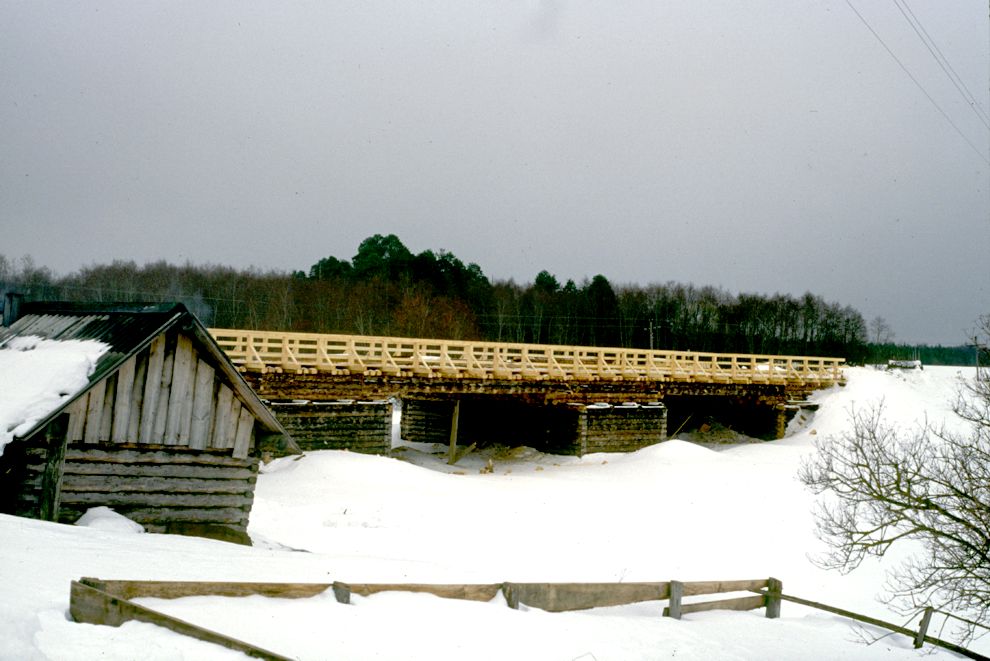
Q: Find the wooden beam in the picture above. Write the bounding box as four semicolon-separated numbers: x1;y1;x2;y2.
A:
38;414;70;521
664;595;766;617
915;606;933;649
446;400;460;465
766;577;782;618
666;580;683;619
69;581;292;661
79;578;332;600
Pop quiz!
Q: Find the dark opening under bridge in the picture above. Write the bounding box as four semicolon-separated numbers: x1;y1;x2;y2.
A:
210;329;846;457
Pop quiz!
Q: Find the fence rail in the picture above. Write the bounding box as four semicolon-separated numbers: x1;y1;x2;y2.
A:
209;328;846;387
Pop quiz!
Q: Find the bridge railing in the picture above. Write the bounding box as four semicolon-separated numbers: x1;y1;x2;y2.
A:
208;329;845;386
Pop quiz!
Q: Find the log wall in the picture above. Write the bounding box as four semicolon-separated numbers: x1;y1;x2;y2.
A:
583;404;668;454
400;399;454;445
2;437;257;543
63;330;256;459
270;401;392;455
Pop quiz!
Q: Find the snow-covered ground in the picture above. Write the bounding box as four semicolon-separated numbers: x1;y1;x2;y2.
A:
2;365;987;660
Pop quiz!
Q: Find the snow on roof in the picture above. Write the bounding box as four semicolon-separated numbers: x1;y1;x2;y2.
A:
0;335;108;455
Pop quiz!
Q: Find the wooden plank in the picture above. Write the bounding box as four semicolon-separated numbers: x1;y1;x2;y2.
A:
127;350;148;443
232;407;254;459
81;578;333;601
152;349;175;444
775;593;990;661
501;582;670;612
39;415;70;521
66;392;89;443
70;581;293;661
83;379;106;444
189;359;215;450
683;579;768;596
99;373;116;442
111;355;137;443
664;595;766;617
140;335;167;443
63;463;257;480
211;385;233;449
347;583;505;602
165;335;195;445
58;491;253;508
62;475;256;494
224;398;241;450
63;447;257;468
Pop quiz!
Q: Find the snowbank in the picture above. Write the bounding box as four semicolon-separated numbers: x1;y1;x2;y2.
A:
0;336;108;454
0;365;985;660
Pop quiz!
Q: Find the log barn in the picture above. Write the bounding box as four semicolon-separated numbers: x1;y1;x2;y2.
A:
0;301;296;544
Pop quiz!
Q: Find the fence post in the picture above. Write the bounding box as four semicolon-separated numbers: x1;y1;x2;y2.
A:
332;581;351;605
914;606;933;648
502;583;519;610
666;580;684;620
765;577;782;619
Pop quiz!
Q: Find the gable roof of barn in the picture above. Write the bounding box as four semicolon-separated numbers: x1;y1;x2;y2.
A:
0;301;288;444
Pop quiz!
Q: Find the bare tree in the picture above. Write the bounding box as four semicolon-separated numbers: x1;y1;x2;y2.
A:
800;327;990;641
869;315;894;345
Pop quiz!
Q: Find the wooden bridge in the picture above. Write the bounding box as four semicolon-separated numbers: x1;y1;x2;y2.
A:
209;329;845;388
208;329;845;456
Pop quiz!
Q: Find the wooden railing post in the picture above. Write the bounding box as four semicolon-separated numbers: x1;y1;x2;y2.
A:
914;606;933;648
765;577;782;618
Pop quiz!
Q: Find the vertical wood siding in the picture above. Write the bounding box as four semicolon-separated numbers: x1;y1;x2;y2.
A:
64;331;255;458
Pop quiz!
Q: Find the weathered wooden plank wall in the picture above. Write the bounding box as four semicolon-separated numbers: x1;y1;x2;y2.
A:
62;330;254;458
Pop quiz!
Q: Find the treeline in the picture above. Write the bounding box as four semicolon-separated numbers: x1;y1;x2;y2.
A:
0;236;971;364
869;343;978;367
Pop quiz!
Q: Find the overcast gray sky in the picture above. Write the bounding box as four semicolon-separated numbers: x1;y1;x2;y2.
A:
2;1;988;345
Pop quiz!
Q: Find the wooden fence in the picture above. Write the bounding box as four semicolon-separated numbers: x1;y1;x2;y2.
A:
209;328;845;387
70;577;779;659
70;577;989;660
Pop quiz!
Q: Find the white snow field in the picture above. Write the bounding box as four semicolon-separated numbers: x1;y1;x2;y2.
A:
1;365;988;660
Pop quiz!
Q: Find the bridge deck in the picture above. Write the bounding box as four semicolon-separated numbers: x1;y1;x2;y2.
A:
209;329;845;389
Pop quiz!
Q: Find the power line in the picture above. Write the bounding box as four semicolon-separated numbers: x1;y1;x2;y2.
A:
892;0;990;129
845;0;990;165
